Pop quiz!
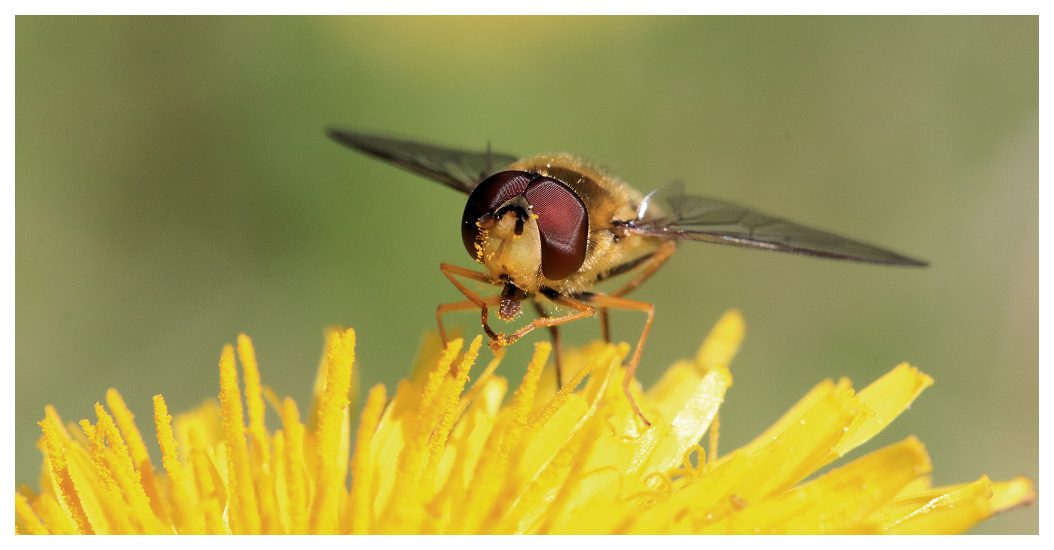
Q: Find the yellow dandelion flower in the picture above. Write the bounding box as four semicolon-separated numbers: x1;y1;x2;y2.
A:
15;311;1034;534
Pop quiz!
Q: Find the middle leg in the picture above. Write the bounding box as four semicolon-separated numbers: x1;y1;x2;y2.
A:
532;301;564;388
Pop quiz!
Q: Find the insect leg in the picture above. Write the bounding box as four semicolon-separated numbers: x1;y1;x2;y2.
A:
438;263;505;344
590;240;673;344
532;301;563;387
599;307;611;343
498;293;595;349
592;239;672;361
437;296;501;344
576;292;656;425
608;240;676;298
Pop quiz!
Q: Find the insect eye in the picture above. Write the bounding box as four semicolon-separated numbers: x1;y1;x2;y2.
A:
524;177;588;280
462;171;533;258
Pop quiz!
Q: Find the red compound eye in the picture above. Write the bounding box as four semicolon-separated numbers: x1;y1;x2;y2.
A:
524;177;588;280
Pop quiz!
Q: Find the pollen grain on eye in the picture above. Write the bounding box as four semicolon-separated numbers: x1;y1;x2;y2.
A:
17;312;1035;534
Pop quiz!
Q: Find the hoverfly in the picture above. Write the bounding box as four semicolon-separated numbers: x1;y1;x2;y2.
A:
327;128;927;423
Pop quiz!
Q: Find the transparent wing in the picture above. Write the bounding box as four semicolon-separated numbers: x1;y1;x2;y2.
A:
327;128;521;194
626;181;927;266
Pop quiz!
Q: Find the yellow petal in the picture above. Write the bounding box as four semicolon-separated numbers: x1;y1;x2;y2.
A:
873;476;994;534
697;437;931;534
639;364;732;475
832;363;933;457
989;476;1036;513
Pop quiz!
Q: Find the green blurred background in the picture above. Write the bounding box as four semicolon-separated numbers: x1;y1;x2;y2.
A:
16;16;1037;533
